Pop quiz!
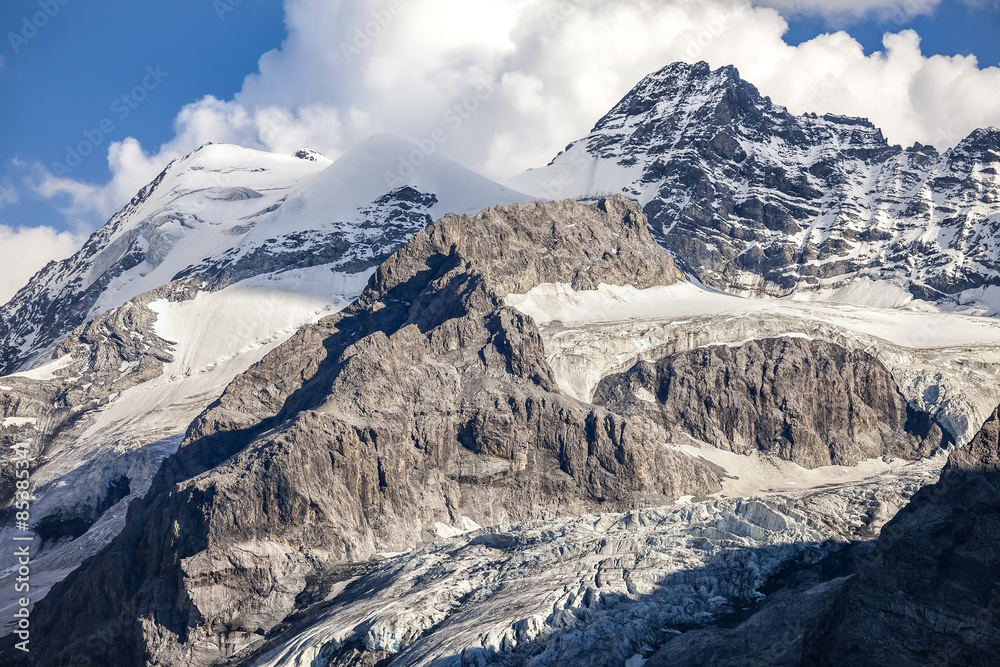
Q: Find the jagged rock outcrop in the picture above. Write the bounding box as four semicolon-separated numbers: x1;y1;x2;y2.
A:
594;337;952;468
509;61;1000;307
0;286;176;522
22;196;720;666
803;405;1000;665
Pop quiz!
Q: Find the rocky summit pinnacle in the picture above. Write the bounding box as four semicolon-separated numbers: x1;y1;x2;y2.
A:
509;61;1000;309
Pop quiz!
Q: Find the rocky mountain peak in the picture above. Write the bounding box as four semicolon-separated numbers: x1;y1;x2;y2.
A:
0;135;529;377
509;61;1000;307
949;126;1000;164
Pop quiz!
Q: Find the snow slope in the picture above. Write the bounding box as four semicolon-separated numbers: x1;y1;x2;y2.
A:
0;134;531;375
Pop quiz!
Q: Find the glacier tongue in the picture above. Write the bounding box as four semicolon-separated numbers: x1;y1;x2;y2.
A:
252;455;942;667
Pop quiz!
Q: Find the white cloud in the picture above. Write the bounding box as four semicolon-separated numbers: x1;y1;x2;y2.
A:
24;0;1000;226
0;225;86;306
0;179;17;208
30;137;177;226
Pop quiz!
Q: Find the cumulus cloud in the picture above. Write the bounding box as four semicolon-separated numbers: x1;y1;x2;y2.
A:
25;0;1000;224
0;225;86;306
32;137;183;225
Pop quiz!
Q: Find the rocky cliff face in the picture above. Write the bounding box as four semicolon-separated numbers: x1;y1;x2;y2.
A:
23;197;723;666
509;61;1000;308
803;405;1000;666
594;337;952;468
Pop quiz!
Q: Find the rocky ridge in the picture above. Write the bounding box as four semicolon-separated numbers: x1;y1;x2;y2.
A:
594;337;952;468
509;61;1000;308
24;196;718;665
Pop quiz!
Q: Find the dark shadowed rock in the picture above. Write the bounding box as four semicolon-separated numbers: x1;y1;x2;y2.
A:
594;337;952;468
802;405;1000;665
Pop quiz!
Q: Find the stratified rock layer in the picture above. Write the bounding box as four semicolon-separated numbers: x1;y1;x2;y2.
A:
594;337;952;468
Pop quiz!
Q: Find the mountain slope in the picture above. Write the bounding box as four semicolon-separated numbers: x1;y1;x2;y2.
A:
23;196;719;665
0;135;532;633
18;196;965;667
803;404;1000;665
0;135;529;376
509;61;1000;308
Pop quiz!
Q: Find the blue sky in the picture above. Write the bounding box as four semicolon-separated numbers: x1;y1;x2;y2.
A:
784;1;1000;64
0;0;286;232
1;0;1000;302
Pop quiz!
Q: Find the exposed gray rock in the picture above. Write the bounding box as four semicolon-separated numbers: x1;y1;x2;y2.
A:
803;405;1000;666
593;337;952;468
0;283;178;521
22;197;718;666
510;61;1000;308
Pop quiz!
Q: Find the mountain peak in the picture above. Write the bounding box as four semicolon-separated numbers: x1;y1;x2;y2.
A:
951;126;1000;162
592;61;761;134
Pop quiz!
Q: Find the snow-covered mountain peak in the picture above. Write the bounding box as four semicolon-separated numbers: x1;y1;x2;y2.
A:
948;126;1000;165
293;132;530;221
509;61;1000;309
0;135;531;375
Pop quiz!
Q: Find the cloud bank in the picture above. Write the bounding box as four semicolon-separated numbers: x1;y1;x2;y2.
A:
0;225;86;306
29;0;1000;228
